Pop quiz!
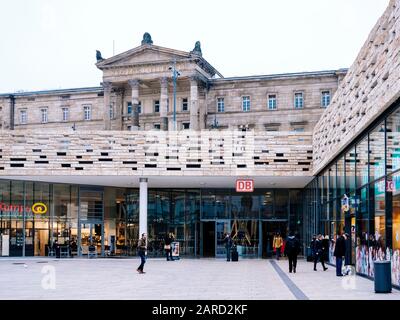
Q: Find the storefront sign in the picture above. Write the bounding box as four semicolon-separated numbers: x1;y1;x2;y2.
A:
0;202;48;218
236;179;254;192
32;202;47;215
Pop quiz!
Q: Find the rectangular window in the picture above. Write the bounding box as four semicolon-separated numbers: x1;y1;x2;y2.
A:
321;91;331;108
292;127;305;132
182;122;190;130
138;101;142;114
41;108;48;123
154;100;160;113
294;92;304;109
127;102;132;114
62;107;69;122
242;96;250;112
109;104;114;120
268;95;277;110
182;98;188;112
154;123;161;130
83;105;91;121
20;110;27;124
217;98;225;113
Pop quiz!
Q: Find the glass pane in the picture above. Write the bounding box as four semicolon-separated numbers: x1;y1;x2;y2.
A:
369;122;385;181
356;136;369;187
345;147;356;191
387;109;400;173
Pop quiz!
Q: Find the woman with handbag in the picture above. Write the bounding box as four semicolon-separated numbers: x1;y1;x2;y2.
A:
164;233;173;261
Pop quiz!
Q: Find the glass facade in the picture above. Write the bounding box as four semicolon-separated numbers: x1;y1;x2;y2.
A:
304;100;400;288
0;181;302;259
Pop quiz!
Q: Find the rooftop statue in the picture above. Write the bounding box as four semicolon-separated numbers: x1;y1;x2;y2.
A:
96;50;104;62
142;32;153;45
190;41;202;56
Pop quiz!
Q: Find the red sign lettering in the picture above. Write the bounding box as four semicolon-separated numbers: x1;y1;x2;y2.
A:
236;179;254;192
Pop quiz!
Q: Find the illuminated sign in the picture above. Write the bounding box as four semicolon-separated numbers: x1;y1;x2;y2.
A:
236;179;254;192
0;202;48;218
32;203;47;215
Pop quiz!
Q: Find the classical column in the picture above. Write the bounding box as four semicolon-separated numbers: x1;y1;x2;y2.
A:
139;178;148;238
128;79;140;130
115;88;124;130
190;77;199;130
160;77;169;131
102;82;112;130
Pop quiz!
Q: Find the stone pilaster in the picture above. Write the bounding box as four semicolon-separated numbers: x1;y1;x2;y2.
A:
102;82;112;130
190;77;199;130
160;77;169;131
128;79;140;130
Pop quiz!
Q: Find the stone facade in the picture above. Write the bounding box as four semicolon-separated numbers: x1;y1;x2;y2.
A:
313;0;400;175
0;36;346;134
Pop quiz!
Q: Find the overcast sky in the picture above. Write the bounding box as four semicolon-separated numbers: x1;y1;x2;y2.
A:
0;0;390;93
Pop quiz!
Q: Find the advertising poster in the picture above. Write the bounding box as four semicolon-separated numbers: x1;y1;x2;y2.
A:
171;242;180;259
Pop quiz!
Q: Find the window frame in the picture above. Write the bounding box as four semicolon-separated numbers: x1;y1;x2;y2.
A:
182;98;189;112
242;96;251;112
217;97;225;113
267;94;277;110
154;100;160;113
294;92;304;109
83;105;92;121
40;108;48;124
19;109;27;125
321;90;331;108
61;107;69;122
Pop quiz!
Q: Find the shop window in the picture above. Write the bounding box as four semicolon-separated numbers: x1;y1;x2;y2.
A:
337;156;345;197
387;109;400;173
356;136;369;188
345;147;356;192
369;122;385;182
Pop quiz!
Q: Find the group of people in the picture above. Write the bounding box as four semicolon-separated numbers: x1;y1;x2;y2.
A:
136;232;176;274
311;231;349;277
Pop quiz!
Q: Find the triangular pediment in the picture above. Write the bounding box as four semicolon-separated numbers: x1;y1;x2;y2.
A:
96;45;191;69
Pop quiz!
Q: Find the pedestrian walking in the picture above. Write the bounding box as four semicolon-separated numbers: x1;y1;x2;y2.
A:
224;233;233;261
164;233;173;261
334;231;346;277
273;233;283;260
137;233;147;274
284;231;301;273
313;234;328;271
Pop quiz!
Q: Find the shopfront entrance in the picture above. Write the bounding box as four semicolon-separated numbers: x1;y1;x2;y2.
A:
261;221;288;258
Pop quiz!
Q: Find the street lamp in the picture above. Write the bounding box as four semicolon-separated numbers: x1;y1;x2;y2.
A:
169;59;180;131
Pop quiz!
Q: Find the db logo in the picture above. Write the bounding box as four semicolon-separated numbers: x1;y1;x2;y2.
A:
32;203;48;215
236;179;254;192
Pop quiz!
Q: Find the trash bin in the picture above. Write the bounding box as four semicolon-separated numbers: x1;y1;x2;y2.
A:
374;260;392;293
306;247;313;262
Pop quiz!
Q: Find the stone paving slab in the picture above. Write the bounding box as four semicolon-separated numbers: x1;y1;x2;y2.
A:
273;259;400;300
0;258;399;300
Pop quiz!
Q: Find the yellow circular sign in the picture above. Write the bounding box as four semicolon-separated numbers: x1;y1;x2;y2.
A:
32;203;47;215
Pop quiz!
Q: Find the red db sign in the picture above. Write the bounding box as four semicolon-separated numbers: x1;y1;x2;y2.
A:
236;179;254;192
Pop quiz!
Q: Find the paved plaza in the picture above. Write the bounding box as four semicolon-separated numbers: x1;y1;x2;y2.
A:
0;257;399;300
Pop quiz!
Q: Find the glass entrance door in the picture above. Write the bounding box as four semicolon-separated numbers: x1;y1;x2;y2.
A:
216;220;231;257
262;221;288;258
80;223;102;255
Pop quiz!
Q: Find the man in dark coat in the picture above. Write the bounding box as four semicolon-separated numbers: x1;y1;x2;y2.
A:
334;232;346;277
313;234;328;271
284;231;301;273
